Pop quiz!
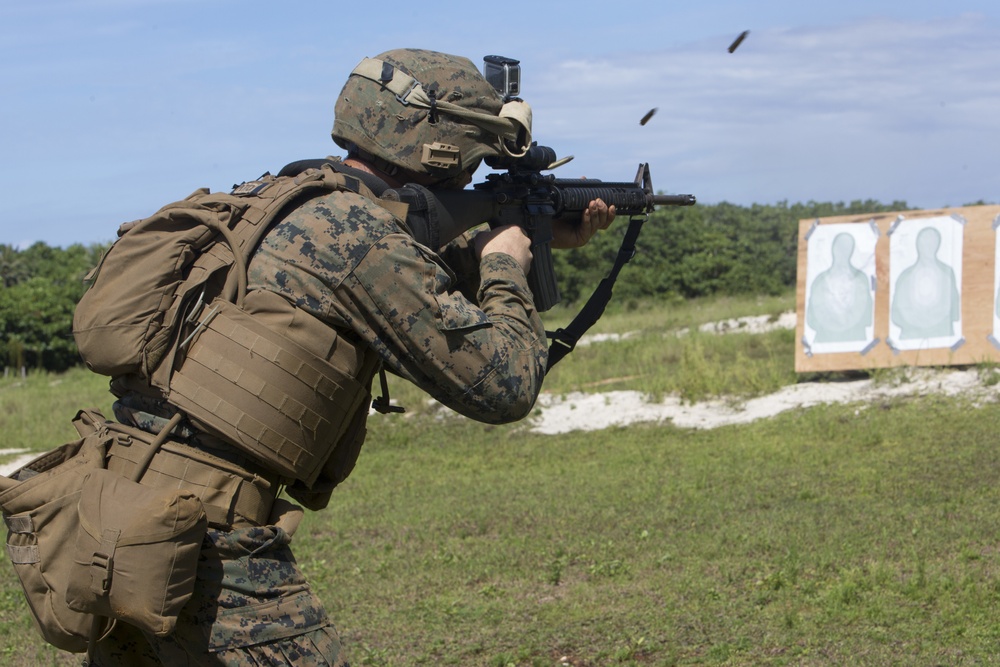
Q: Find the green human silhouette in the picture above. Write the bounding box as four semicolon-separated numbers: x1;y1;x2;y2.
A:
891;227;960;339
806;232;873;343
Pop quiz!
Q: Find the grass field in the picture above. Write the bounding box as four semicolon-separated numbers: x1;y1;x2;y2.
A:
2;292;1000;666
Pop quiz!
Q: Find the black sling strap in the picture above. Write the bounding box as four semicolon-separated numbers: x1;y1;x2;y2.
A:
545;215;647;372
278;158;392;197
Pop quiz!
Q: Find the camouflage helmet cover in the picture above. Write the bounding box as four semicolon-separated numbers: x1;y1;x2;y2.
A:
332;48;531;181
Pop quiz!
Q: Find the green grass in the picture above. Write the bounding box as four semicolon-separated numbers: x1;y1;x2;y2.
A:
541;326;796;402
541;292;797;401
2;292;1000;666
306;398;1000;666
0;366;115;470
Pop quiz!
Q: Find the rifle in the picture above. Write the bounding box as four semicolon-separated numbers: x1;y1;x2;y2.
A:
383;144;696;370
383;144;696;312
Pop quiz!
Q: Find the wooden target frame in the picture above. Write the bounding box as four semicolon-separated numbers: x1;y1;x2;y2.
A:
795;205;1000;373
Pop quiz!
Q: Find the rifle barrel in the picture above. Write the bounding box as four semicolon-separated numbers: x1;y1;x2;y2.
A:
650;193;697;207
552;181;697;216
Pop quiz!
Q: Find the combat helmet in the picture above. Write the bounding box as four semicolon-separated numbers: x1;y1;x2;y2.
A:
332;48;532;183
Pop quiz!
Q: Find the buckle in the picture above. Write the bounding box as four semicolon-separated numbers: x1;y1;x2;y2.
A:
394;79;419;106
548;328;576;351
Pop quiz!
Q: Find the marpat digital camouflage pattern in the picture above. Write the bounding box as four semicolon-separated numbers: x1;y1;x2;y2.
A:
247;188;547;423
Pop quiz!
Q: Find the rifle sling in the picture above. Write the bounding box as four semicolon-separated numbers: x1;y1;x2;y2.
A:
545;215;647;372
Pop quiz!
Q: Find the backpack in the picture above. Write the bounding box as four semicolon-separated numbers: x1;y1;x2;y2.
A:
73;163;405;392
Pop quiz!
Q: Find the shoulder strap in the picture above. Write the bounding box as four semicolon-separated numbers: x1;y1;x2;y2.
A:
145;166;395;391
278;157;393;198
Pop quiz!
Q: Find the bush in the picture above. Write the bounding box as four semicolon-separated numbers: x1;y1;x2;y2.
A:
0;242;106;371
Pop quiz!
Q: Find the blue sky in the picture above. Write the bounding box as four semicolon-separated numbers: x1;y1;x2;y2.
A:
1;1;998;247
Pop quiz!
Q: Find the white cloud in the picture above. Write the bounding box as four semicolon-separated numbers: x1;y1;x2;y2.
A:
528;14;1000;207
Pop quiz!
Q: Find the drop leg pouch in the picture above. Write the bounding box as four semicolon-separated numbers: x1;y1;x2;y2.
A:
64;467;208;638
0;411;114;653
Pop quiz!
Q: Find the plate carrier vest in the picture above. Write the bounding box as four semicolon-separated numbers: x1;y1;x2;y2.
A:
73;164;409;489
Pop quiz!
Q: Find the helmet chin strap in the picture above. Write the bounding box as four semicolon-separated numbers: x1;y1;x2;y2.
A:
346;145;402;179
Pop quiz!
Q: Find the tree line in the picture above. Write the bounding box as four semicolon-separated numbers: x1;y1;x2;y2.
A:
1;242;108;372
553;199;909;303
1;200;909;373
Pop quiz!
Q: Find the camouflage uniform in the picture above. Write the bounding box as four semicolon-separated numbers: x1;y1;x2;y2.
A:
91;175;546;666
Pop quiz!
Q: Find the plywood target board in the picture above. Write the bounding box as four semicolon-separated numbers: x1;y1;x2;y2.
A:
795;205;1000;373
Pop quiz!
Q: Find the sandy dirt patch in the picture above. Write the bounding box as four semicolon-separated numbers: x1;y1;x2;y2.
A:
533;311;997;435
0;449;38;477
531;368;994;434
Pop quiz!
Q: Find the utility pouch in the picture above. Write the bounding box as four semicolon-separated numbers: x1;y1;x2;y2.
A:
65;468;207;637
0;412;113;653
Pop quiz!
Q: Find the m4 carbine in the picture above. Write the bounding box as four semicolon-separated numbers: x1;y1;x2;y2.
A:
383;144;696;312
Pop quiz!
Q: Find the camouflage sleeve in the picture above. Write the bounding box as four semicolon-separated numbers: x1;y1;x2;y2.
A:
349;233;548;424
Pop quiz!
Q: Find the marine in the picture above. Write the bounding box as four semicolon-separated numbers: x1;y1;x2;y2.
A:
16;48;615;665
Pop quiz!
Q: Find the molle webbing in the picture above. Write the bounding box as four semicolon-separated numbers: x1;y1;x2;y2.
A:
150;166;382;393
101;421;278;529
166;299;371;487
